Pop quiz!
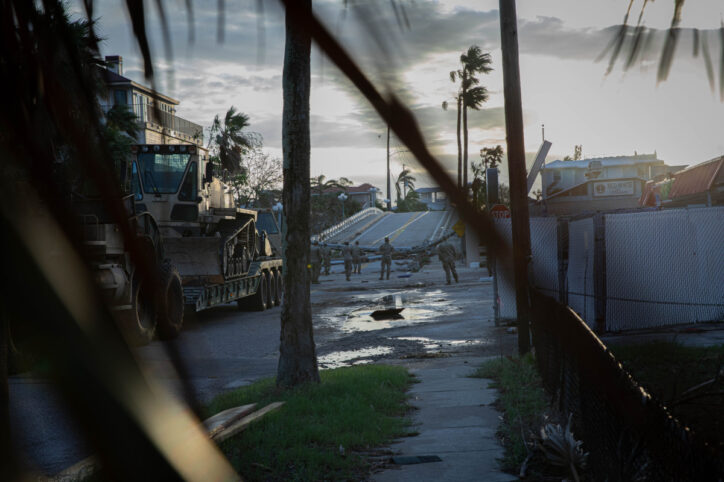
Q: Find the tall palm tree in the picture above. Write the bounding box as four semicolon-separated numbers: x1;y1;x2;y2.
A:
209;106;254;173
442;71;463;188
459;46;492;190
278;0;320;388
394;168;416;202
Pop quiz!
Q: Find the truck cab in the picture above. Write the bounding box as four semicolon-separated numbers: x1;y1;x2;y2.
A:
130;144;236;238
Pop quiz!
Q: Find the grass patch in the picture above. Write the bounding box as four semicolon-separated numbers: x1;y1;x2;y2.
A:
471;354;548;473
206;364;414;481
609;341;724;449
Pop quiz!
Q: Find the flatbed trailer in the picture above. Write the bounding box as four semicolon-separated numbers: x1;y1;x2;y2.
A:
183;258;284;313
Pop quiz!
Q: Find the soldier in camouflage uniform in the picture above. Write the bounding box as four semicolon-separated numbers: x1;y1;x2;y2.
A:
321;242;332;275
310;240;322;284
437;241;458;284
378;237;394;280
352;241;363;274
342;242;353;281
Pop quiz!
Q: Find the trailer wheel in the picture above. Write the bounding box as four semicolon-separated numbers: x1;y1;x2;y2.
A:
156;261;184;340
267;271;276;309
250;272;268;311
273;270;282;306
117;270;157;346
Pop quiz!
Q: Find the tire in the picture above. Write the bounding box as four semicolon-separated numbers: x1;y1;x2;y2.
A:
250;271;268;311
267;271;276;309
156;261;185;340
274;270;282;306
116;270;157;346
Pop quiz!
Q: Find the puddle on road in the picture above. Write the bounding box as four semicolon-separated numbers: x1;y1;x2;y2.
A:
394;336;489;352
317;289;463;334
318;346;393;369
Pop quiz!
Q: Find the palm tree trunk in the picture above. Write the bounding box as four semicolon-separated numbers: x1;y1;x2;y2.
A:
456;95;462;188
277;0;320;388
462;73;469;191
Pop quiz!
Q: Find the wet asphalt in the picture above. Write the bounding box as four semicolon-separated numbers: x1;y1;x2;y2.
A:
8;257;515;475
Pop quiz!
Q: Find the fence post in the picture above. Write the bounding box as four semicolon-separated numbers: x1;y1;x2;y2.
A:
593;213;606;334
557;218;569;305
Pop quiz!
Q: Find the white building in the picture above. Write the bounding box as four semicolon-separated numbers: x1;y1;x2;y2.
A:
541;153;686;214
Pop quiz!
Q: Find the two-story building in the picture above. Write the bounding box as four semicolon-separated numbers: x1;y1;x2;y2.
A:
100;55;203;146
540;153;686;215
316;183;382;209
415;187;449;211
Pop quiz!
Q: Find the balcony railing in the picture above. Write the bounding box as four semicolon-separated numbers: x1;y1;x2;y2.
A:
101;103;204;143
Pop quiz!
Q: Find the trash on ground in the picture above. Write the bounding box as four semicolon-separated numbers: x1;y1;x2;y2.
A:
370;307;405;320
397;272;412;278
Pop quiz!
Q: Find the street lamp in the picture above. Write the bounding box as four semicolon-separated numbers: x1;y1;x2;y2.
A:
338;192;348;219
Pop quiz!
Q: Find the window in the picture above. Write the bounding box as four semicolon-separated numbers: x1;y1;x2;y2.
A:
178;162;198;201
131;161;142;200
137;153;192;194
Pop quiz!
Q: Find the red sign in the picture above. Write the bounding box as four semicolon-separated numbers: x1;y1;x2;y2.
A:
490;204;511;219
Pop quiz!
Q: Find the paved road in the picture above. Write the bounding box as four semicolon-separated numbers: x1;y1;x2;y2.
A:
325;210;455;249
9;262;510;475
324;212;387;244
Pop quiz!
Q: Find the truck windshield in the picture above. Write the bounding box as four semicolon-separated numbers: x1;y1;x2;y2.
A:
131;161;142;200
137;153;191;194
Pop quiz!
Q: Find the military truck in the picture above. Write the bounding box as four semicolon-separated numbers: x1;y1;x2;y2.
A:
72;144;282;346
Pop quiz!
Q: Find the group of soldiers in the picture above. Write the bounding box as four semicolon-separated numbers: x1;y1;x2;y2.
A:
309;236;458;285
309;237;396;282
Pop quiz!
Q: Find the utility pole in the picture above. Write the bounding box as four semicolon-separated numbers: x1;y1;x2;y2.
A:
402;163;407;198
386;124;391;210
499;0;532;354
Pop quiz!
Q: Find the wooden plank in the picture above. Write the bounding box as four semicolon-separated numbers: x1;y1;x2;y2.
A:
47;455;98;481
212;402;285;444
204;403;257;439
47;403;265;480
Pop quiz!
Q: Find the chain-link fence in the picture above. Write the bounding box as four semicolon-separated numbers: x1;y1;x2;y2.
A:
531;291;724;480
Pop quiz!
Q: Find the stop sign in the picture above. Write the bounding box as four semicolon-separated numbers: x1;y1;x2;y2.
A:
490;204;511;219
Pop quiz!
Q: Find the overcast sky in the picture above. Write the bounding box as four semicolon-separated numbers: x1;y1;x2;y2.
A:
73;0;724;192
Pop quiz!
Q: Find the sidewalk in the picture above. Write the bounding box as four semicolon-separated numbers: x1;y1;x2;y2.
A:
373;355;516;482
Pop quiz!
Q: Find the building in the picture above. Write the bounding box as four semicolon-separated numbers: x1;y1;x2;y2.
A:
317;183;382;209
415;187;448;211
100;55;203;146
540;153;686;215
640;156;724;208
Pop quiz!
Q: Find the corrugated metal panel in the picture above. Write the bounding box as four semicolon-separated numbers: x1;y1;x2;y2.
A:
669;157;724;198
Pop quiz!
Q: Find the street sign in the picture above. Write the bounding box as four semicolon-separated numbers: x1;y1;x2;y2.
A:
490;204;511;219
452;220;466;237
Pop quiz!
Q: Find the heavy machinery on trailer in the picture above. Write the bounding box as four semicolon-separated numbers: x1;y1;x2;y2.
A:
129;143;283;327
71;143;282;346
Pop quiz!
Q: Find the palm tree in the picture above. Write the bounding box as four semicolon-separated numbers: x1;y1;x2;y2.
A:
442;71;462;188
278;0;320;388
310;175;352;195
459;46;492;190
208;106;254;173
394;168;416;202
